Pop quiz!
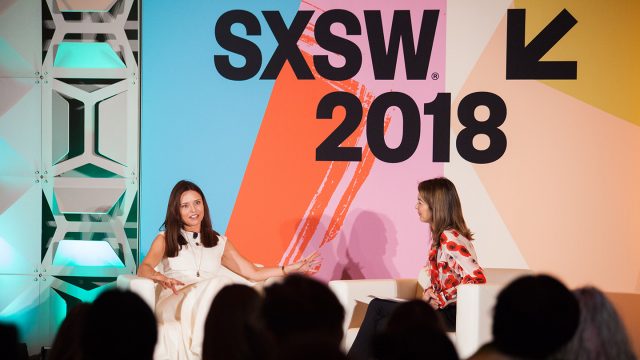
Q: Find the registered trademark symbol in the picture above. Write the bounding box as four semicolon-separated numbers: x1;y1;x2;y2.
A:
431;72;439;80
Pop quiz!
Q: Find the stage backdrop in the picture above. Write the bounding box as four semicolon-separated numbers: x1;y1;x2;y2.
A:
141;0;640;293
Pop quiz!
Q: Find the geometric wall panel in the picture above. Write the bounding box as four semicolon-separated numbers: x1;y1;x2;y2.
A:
0;79;41;175
0;2;44;354
0;0;41;77
53;240;125;267
0;276;40;320
53;178;126;213
44;80;132;177
51;91;69;165
43;0;137;80
97;92;128;165
42;219;136;277
0;275;44;353
54;42;126;69
0;77;36;120
41;282;68;350
1;0;139;354
56;0;119;13
0;176;33;217
0;140;31;179
40;177;138;278
0;185;41;273
40;275;116;342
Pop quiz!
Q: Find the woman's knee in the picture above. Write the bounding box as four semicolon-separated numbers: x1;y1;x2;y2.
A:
368;299;397;317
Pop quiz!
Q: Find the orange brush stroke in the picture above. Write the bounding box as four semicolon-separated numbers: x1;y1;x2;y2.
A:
229;23;385;266
226;52;364;266
282;30;391;262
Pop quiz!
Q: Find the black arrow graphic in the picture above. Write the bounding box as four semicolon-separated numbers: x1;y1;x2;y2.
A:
507;8;577;79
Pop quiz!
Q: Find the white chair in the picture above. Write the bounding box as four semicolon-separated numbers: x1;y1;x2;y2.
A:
328;268;531;359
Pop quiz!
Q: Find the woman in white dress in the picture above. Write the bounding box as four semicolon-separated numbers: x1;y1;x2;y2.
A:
137;180;320;360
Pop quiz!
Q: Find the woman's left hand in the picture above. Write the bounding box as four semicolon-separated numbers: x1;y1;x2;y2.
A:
286;251;322;275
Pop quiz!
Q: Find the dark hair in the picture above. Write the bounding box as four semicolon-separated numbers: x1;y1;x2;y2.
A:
374;300;458;360
552;286;635;360
163;180;219;257
82;290;157;360
202;285;275;360
48;303;91;360
492;274;580;359
418;177;472;249
262;275;345;347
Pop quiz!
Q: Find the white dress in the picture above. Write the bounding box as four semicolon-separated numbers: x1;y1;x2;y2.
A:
154;230;248;360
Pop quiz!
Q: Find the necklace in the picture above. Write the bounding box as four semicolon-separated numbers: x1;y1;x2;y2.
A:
182;230;203;277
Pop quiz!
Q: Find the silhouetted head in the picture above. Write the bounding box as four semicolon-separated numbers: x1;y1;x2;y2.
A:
202;284;275;360
262;275;344;347
82;290;157;360
492;274;580;359
374;300;458;360
553;286;635;360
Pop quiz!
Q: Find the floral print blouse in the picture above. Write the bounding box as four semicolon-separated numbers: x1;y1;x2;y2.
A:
426;229;486;309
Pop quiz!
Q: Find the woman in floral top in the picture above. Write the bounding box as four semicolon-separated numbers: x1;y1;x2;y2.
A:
417;177;486;329
348;177;486;360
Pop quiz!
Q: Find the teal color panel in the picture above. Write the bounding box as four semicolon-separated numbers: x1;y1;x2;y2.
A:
54;43;126;69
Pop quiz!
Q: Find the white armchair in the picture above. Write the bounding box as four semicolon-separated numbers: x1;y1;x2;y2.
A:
117;273;159;311
328;268;531;359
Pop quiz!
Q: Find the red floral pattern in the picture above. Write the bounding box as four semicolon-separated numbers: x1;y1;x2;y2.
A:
426;229;485;308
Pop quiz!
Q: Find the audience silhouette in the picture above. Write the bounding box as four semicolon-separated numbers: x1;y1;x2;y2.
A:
551;286;636;360
476;274;581;360
262;274;346;359
48;303;91;360
202;284;275;360
373;300;458;360
4;272;638;359
82;289;157;360
0;322;23;360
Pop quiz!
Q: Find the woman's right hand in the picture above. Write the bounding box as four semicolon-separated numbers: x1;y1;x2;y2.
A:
153;272;184;295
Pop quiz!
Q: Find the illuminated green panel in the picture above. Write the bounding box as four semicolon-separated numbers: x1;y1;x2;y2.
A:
54;42;125;69
48;289;67;340
53;240;124;267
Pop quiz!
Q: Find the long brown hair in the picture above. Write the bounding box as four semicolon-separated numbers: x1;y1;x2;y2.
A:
162;180;219;257
418;177;472;249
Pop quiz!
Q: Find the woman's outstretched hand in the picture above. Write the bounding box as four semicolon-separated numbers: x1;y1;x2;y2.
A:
153;273;185;295
286;250;322;275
